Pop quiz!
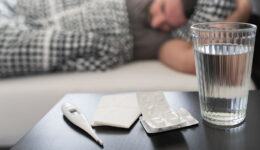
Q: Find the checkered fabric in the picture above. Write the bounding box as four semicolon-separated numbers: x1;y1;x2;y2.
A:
0;0;133;78
172;0;236;42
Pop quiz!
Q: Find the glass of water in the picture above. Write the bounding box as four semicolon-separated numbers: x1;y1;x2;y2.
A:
191;22;257;126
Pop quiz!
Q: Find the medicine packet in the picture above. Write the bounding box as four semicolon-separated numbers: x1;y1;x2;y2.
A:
137;91;198;134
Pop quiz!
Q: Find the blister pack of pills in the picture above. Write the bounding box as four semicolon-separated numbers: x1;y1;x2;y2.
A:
137;91;198;134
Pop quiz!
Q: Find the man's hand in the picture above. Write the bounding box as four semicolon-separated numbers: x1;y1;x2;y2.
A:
164;0;187;27
225;0;251;22
149;0;187;31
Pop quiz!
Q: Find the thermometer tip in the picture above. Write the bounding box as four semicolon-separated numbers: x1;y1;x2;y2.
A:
98;140;104;147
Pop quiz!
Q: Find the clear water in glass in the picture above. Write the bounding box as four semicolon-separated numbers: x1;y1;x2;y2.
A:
194;44;254;126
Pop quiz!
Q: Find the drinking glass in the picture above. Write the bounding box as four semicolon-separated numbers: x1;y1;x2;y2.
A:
191;22;257;126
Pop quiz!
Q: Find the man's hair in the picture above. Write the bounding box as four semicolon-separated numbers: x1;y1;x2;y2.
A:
141;0;154;27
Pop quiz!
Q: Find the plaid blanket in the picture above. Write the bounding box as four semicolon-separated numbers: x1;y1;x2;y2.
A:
0;0;133;78
172;0;236;42
0;0;236;78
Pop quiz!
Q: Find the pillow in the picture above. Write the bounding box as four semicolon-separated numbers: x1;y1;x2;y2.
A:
126;0;170;60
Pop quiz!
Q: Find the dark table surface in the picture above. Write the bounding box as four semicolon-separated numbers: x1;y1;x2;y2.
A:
11;91;260;150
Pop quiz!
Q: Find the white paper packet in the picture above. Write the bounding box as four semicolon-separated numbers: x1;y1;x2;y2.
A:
92;94;141;129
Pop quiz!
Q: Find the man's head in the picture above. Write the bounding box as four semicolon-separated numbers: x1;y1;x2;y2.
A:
148;0;187;31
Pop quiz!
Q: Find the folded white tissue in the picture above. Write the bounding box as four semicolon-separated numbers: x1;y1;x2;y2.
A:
91;94;141;128
91;91;198;133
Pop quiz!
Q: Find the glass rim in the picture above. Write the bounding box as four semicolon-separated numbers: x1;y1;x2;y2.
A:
191;22;257;32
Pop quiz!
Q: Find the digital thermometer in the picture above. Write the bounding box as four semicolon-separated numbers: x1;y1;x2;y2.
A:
61;103;103;147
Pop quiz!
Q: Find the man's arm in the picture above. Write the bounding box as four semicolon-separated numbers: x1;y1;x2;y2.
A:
159;39;195;74
225;0;251;22
159;0;252;74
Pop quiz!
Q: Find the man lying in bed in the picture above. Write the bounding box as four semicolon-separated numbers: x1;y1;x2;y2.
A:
0;0;250;78
148;0;251;74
